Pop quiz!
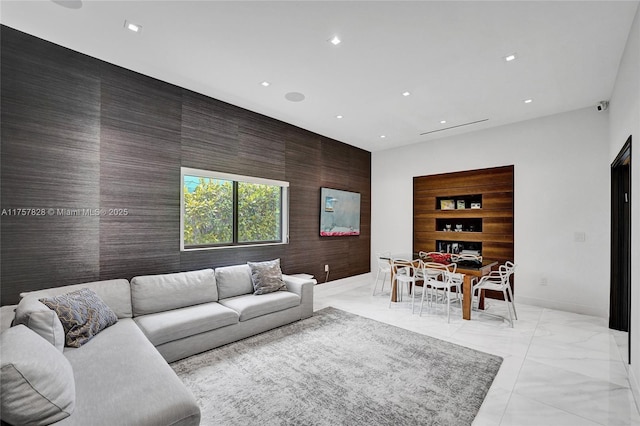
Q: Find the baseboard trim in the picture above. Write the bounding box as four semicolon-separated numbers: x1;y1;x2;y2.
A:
630;366;640;415
516;295;608;318
316;273;372;288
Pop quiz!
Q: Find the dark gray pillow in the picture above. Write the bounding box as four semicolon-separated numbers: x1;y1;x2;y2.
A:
40;288;118;348
248;259;286;295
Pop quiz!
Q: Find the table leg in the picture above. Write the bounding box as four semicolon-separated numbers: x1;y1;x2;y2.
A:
462;275;473;320
390;269;398;302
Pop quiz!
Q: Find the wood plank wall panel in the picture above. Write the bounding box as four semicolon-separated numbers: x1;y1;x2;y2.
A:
98;65;183;281
0;27;101;304
413;165;514;299
0;26;370;304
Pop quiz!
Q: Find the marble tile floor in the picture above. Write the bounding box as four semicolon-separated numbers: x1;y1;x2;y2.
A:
313;274;640;426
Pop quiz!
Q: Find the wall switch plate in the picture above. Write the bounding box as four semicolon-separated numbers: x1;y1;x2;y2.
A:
574;232;586;243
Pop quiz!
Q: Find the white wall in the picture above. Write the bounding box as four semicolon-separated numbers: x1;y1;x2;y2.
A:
372;107;610;317
609;2;640;407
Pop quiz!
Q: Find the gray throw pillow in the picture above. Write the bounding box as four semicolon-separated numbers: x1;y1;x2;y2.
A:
248;259;287;295
40;288;118;348
1;325;76;425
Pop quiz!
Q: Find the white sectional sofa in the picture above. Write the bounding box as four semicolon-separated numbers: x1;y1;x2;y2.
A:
0;263;315;426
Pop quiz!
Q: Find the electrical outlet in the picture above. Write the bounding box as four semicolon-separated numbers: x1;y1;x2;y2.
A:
324;264;329;272
540;277;548;286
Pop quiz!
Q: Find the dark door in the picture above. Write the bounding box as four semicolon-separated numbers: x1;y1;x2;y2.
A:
610;136;631;363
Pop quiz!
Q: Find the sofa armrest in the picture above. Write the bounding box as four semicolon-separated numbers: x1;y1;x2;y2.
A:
0;305;17;332
282;275;315;319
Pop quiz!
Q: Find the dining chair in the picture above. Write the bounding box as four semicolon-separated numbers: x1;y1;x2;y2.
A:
419;261;458;322
388;258;420;310
372;251;392;296
471;262;517;327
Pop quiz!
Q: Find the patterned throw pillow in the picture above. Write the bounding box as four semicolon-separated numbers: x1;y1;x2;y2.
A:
40;288;118;348
248;259;286;295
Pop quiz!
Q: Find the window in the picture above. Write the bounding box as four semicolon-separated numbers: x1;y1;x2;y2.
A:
181;168;289;250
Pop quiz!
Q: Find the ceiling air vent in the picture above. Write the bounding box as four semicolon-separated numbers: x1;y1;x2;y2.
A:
420;119;489;136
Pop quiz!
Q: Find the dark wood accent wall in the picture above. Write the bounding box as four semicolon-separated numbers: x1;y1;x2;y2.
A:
413;165;514;298
0;26;371;305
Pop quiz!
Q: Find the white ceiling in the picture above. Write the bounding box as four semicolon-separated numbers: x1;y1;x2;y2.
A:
1;1;638;152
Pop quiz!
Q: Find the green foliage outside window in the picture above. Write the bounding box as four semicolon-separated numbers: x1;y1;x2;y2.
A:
238;183;281;243
183;176;282;247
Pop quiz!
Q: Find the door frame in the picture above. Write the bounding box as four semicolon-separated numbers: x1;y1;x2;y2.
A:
610;135;631;364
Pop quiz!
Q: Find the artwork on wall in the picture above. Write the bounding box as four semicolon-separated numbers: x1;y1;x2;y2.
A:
320;187;361;237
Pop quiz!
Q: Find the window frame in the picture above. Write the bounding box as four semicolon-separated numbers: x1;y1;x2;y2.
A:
180;167;289;251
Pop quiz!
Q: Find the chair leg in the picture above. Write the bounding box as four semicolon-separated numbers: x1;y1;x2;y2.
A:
507;285;518;320
419;284;428;316
503;289;514;327
411;282;417;313
372;269;381;295
447;289;451;323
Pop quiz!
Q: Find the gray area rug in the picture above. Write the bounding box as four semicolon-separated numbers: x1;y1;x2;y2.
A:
171;307;502;426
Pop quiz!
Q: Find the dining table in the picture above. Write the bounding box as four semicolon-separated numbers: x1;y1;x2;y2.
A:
388;255;498;320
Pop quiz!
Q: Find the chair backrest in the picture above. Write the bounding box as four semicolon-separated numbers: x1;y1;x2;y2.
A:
421;261;455;283
500;261;516;283
392;258;420;276
376;252;392;271
451;253;483;263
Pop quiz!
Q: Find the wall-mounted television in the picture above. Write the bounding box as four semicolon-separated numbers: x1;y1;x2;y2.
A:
320;187;361;237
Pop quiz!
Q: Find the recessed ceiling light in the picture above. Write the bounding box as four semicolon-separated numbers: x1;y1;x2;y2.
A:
336;115;344;119
440;120;447;124
260;81;270;87
329;36;341;46
124;20;142;33
505;53;517;62
402;91;411;97
524;99;533;104
380;135;386;139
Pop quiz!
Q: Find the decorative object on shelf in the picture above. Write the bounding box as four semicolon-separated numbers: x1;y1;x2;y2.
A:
470;202;481;209
445;224;452;231
457;200;466;209
320;187;361;237
455;224;463;232
440;199;455;210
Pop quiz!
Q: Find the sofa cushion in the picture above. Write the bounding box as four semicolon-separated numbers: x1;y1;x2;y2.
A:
1;325;76;426
248;259;286;295
215;264;254;299
14;296;66;352
21;279;132;319
40;288;118;348
134;302;239;346
62;318;200;426
131;269;217;316
218;291;301;321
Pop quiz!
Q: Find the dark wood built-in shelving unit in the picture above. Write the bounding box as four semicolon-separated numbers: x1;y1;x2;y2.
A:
413;165;514;299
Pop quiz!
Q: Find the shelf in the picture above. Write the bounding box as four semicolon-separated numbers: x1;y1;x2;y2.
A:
436;240;482;255
436;194;482;211
436;218;482;233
